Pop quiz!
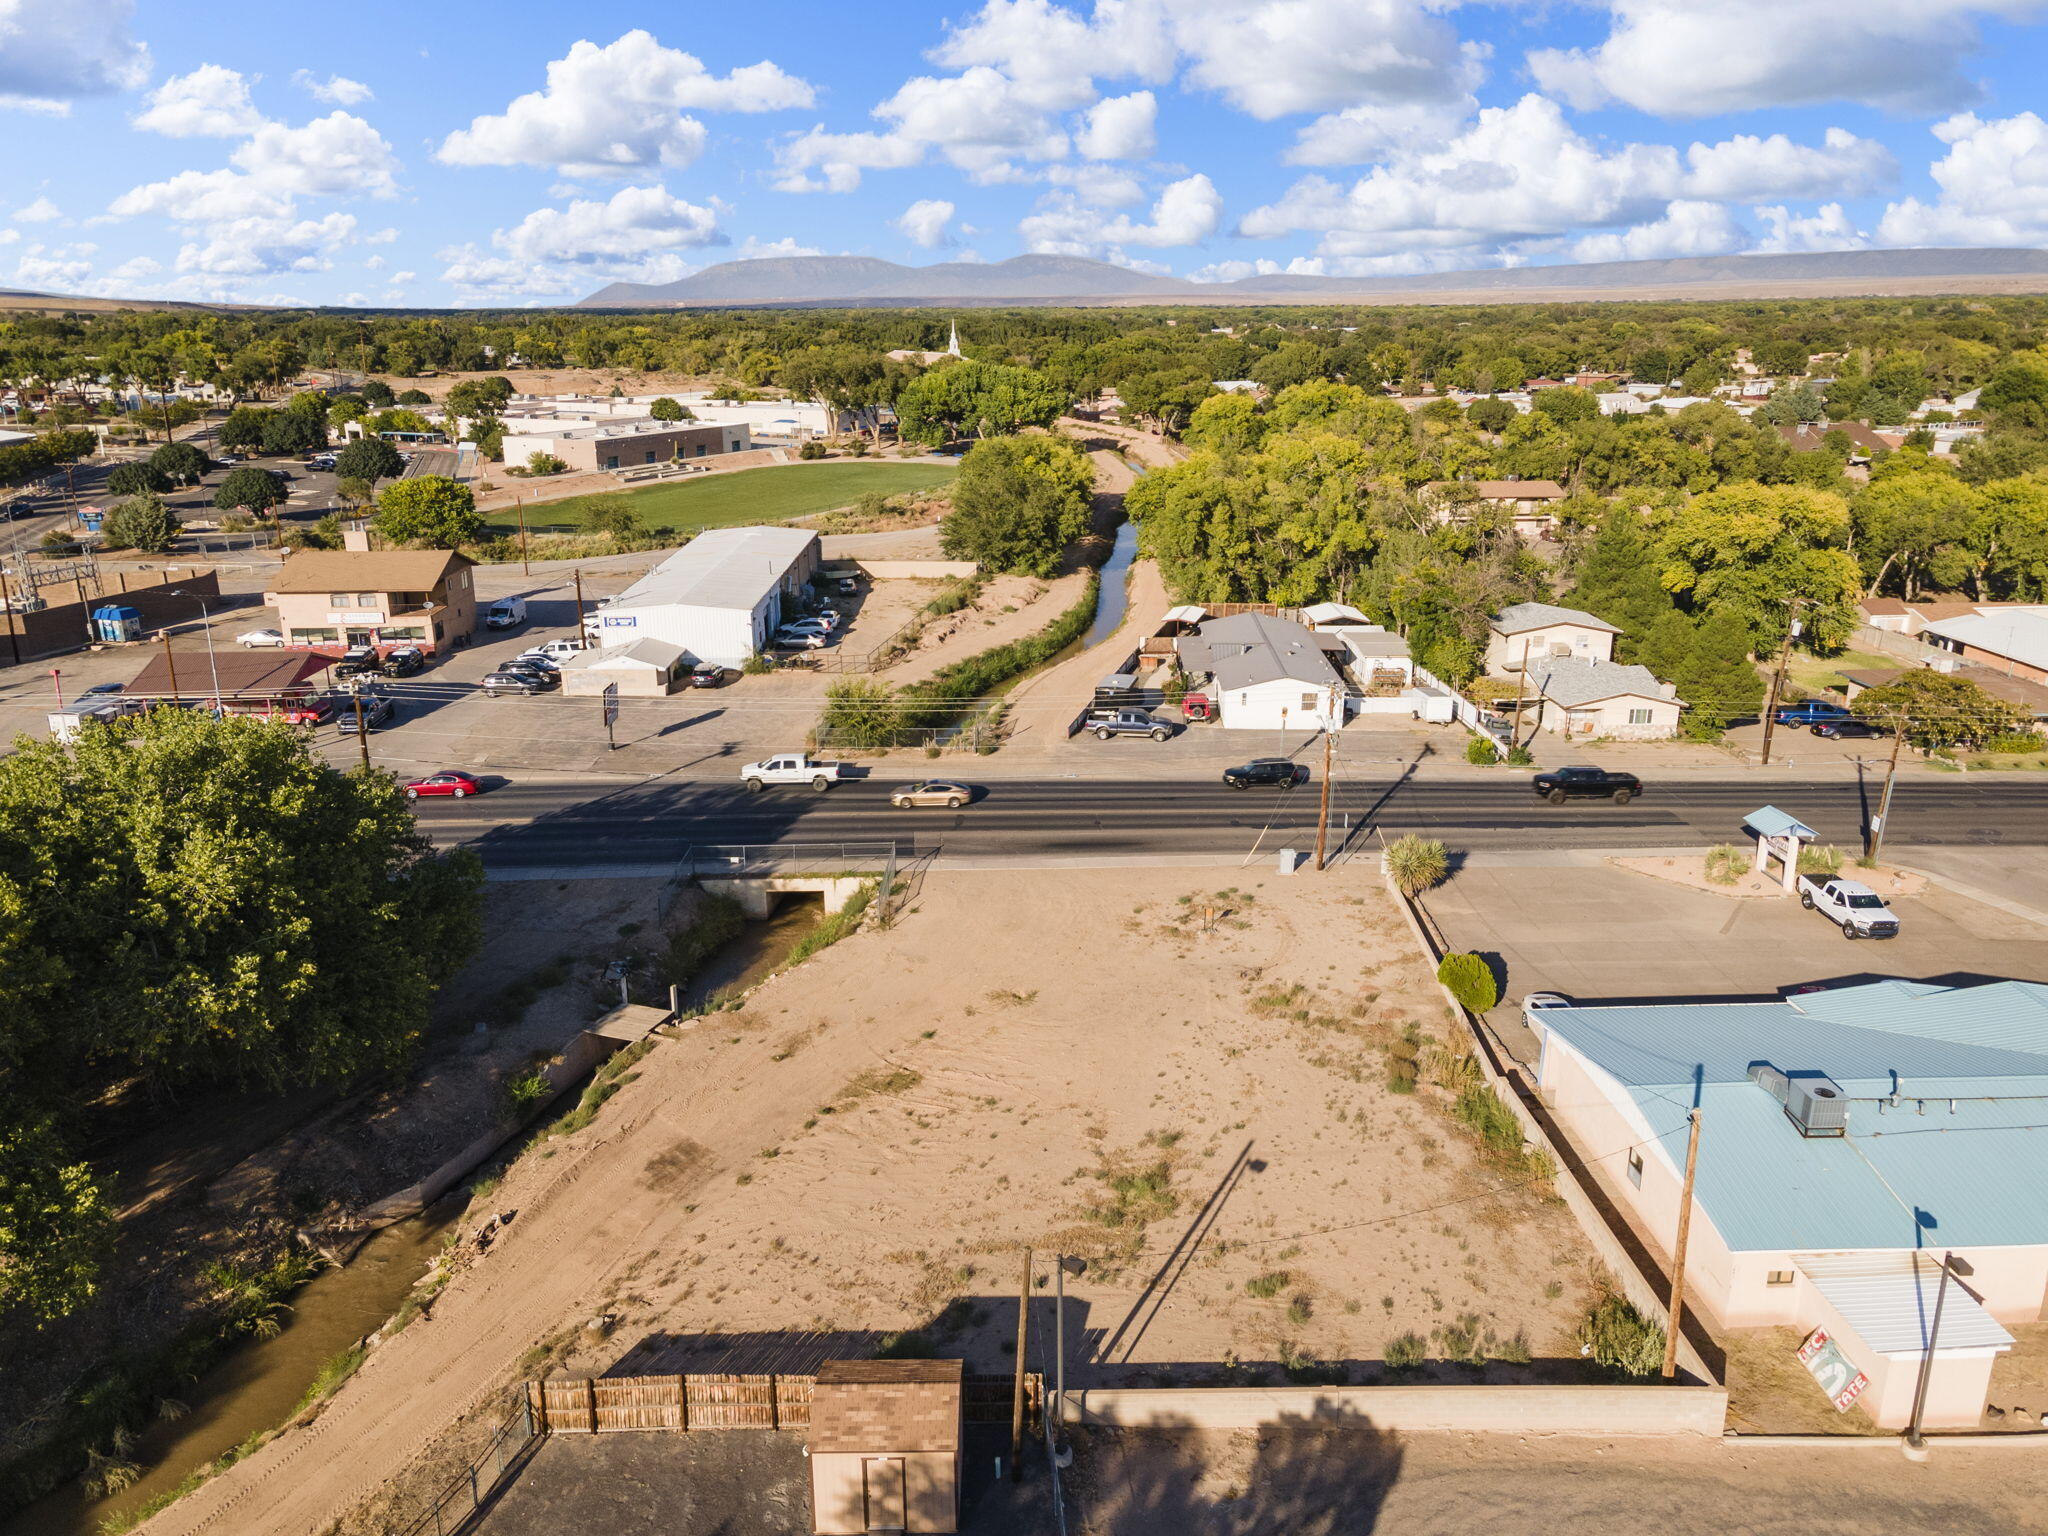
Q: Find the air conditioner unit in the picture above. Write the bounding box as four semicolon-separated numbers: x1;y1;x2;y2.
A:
1748;1062;1790;1103
1784;1073;1849;1137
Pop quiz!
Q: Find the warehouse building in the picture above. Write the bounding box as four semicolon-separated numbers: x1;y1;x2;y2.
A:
589;526;819;668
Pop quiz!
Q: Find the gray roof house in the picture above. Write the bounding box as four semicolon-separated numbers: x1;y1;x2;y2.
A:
1177;612;1344;731
1492;602;1620;638
1523;656;1682;739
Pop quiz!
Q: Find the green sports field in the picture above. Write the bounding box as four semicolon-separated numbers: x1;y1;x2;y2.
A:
485;462;957;536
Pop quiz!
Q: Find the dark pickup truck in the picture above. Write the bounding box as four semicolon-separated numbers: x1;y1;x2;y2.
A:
1532;765;1642;804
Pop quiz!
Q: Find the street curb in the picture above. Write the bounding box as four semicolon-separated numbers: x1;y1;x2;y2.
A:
1887;859;2048;930
1724;1431;2046;1448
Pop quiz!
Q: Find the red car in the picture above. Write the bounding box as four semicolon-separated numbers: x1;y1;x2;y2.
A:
403;770;482;801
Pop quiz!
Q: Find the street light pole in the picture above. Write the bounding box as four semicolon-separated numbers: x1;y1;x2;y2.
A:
1906;1251;1962;1452
169;587;223;702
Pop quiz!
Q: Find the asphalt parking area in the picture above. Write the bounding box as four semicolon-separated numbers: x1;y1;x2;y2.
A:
1423;859;2048;1060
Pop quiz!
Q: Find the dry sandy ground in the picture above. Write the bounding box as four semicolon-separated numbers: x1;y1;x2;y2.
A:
137;867;1589;1536
882;572;1084;685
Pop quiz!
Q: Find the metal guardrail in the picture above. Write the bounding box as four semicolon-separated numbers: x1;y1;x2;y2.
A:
679;841;903;877
390;1396;540;1536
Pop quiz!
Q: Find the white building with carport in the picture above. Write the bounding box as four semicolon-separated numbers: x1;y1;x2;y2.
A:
557;636;688;697
589;526;820;669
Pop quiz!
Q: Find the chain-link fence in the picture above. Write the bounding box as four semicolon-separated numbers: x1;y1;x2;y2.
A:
391;1396;541;1536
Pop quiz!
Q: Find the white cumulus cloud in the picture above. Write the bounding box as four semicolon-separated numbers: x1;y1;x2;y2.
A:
293;70;373;105
438;30;812;176
1754;203;1868;253
133;64;265;137
894;198;956;248
14;241;96;290
12;195;61;223
1876;110;2048;245
1021;171;1221;255
1572;200;1748;262
1075;90;1156;160
0;0;149;112
1681;127;1895;201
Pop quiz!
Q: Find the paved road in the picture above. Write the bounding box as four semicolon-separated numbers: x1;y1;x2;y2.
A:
411;773;2048;869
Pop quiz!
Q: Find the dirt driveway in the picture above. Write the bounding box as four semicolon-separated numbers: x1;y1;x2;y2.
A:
139;867;1590;1536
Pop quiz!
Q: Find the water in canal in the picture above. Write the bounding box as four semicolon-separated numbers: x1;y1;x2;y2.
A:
1080;518;1140;652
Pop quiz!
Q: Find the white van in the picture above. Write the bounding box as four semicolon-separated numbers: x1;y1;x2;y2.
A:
48;701;126;742
485;596;527;629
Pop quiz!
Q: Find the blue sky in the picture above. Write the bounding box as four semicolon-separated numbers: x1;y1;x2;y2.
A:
4;0;2047;307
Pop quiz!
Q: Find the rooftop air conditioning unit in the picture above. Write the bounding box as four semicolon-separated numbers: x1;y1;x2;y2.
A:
1784;1073;1849;1138
1748;1062;1790;1103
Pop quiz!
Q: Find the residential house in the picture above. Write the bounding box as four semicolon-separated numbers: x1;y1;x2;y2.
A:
1529;979;2048;1427
1522;656;1682;739
1921;607;2048;684
1174;611;1344;731
266;548;477;654
1484;602;1618;677
1423;479;1571;539
1776;422;1901;461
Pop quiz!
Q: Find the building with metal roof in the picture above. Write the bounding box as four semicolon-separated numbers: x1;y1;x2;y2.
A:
591;527;820;668
1529;978;2046;1426
1174;611;1345;731
1521;655;1683;739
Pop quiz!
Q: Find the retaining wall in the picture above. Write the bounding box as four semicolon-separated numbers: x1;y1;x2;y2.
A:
1065;1383;1727;1436
835;559;979;580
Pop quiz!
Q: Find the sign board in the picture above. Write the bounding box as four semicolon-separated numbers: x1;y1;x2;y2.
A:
1797;1327;1870;1412
602;682;620;728
600;614;638;629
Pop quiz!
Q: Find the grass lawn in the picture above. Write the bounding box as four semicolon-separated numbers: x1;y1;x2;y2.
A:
1785;647;1894;695
485;462;957;536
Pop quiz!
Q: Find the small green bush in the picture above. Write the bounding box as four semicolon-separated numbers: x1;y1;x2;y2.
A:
1504;743;1533;766
1465;734;1500;766
1384;1331;1426;1372
1704;844;1747;885
1437;951;1499;1013
1384;834;1450;896
1982;730;2044;754
1453;1084;1524;1161
1245;1270;1293;1299
798;440;827;460
502;1069;551;1121
1797;843;1845;876
1576;1292;1666;1378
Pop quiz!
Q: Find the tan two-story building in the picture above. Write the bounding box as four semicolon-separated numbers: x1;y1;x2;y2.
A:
1484;601;1619;677
266;548;477;655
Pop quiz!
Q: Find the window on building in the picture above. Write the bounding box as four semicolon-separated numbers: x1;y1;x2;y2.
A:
644;451;656;464
1301;693;1317;711
291;627;339;644
328;593;351;606
1628;707;1653;725
603;456;618;470
1626;1150;1644;1187
1766;1270;1795;1287
695;443;707;456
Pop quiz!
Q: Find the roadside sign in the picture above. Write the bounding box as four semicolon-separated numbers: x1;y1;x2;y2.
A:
1798;1327;1870;1412
602;681;619;728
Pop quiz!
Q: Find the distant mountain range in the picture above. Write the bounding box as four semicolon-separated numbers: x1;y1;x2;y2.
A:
576;247;2048;310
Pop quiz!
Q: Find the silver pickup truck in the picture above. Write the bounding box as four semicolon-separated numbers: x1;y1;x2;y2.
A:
1799;875;1901;939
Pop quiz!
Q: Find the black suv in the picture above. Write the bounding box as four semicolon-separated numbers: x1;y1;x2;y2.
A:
332;644;380;679
379;646;426;677
1532;765;1642;804
1222;758;1309;789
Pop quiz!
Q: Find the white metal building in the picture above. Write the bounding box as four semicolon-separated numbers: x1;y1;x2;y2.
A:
590;527;820;668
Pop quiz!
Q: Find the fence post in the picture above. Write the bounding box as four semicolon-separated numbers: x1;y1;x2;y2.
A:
587;1376;598;1434
769;1374;779;1430
469;1465;480;1510
679;1373;689;1432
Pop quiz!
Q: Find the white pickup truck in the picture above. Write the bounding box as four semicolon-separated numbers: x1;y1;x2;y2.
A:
739;752;845;793
1799;875;1902;939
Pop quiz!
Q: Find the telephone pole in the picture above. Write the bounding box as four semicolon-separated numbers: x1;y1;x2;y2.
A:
1508;636;1532;751
354;693;372;772
1313;727;1335;870
1757;598;1804;767
1867;713;1908;864
0;564;21;666
573;567;587;641
1661;1109;1703;1381
517;499;531;576
1009;1247;1032;1482
159;629;180;701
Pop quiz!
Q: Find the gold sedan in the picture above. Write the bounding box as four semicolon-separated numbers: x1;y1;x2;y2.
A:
889;779;972;809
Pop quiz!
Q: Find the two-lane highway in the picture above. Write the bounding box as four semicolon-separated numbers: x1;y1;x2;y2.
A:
409;772;2048;869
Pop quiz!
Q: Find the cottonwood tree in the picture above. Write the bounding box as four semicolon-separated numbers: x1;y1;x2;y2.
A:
941;435;1093;579
894;359;1065;445
334;437;405;486
1655;483;1862;648
373;474;484;548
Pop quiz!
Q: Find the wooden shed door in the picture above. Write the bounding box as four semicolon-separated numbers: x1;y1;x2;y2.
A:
863;1457;907;1532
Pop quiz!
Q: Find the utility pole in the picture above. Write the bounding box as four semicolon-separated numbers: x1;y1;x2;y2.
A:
1313;727;1334;870
1009;1247;1032;1482
354;693;372;772
517;499;530;576
1757;598;1804;768
1906;1252;1963;1453
159;630;180;701
1661;1109;1703;1381
1867;714;1908;864
573;567;587;642
1508;636;1532;751
0;564;21;666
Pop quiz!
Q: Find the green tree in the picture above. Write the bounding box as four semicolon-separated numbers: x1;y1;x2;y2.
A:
1854;470;1980;599
894;359;1066;445
940;435;1093;578
105;461;171;497
149;439;211;485
373;475;483;548
1182;391;1265;457
1566;511;1674;656
1532;385;1600;424
334;437;405;486
99;491;181;553
261;407;327;456
821;677;902;748
1655;483;1861;648
1979;349;2048;434
0;1117;115;1319
1467;397;1516;433
213;465;287;515
1857;669;2030;749
218;404;272;454
336;475;374;510
1966;478;2048;599
583;495;642;538
525;451;568;476
396;388;432;406
647;396;687;422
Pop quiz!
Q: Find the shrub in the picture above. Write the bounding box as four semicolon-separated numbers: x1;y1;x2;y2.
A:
1983;730;2045;754
1437;951;1499;1013
1504;744;1533;766
502;1069;552;1121
1453;1085;1524;1162
820;678;902;749
1464;733;1500;765
799;440;827;460
1383;1331;1426;1372
1576;1291;1665;1378
1797;843;1845;876
1704;844;1747;885
1383;834;1449;896
525;451;568;477
1244;1270;1293;1299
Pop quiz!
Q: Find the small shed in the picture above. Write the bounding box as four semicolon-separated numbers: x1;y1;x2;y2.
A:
558;636;688;697
808;1359;962;1535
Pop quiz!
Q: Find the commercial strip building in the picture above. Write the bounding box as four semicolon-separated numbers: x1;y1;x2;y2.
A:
1919;607;2048;685
264;548;478;654
1528;979;2048;1428
590;526;820;669
498;418;750;474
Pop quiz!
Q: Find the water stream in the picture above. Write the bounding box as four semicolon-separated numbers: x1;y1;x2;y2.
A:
1080;518;1140;653
6;1208;462;1536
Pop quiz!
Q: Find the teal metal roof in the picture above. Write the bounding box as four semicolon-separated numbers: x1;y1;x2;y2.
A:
1535;980;2048;1253
1744;804;1817;840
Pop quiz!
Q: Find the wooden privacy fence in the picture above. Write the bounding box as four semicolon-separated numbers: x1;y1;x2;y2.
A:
531;1371;1039;1434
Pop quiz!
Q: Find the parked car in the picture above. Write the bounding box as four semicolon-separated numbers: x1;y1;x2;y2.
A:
1774;700;1852;728
512;650;561;674
497;659;558;684
1090;710;1172;742
379;646;426;677
1813;717;1884;739
890;779;972;809
482;669;549;695
774;629;828;650
1799;874;1902;939
687;665;733;689
336;692;395;729
404;770;481;800
740;753;844;792
1222;758;1309;789
527;637;584;662
485;597;527;629
782;617;834;636
82;681;124;696
333;645;380;679
1531;765;1642;804
1524;992;1574;1011
833;577;859;595
237;628;285;648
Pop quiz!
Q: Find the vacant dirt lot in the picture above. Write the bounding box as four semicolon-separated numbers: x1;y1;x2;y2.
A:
139;868;1594;1536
